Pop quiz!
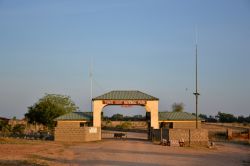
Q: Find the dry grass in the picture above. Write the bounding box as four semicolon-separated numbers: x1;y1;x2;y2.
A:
0;137;44;145
202;123;250;145
0;159;48;166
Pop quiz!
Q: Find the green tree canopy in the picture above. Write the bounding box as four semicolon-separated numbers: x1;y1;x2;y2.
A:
172;103;184;112
12;124;25;135
199;114;208;120
216;112;237;123
0;120;8;131
111;114;124;121
25;94;78;129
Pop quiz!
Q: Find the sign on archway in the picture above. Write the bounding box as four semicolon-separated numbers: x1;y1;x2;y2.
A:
102;100;147;105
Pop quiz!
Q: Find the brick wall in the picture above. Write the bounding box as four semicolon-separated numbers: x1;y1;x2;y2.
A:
152;128;208;146
55;121;101;142
173;121;201;129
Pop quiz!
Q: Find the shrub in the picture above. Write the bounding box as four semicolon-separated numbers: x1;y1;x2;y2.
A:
116;122;132;130
12;124;25;135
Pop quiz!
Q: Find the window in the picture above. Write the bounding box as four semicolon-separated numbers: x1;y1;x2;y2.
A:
161;122;173;128
80;122;85;127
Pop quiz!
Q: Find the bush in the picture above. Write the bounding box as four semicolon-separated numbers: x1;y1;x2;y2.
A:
116;122;132;130
12;124;25;135
1;124;12;137
0;120;8;131
105;120;112;126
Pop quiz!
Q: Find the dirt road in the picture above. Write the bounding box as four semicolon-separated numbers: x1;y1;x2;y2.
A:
68;139;250;166
0;138;249;166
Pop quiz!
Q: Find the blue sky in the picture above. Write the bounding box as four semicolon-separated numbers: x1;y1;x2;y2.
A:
0;0;249;118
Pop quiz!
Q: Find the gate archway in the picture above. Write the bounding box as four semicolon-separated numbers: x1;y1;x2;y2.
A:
92;90;159;140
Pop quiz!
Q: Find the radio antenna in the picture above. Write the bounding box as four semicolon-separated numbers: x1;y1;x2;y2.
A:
193;26;200;129
90;56;93;111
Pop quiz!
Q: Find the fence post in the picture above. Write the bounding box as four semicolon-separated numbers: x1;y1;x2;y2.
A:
248;129;250;140
227;129;232;140
160;128;163;143
189;129;191;146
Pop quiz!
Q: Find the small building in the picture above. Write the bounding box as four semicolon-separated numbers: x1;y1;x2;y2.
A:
8;119;26;127
54;112;100;142
159;112;202;129
155;112;208;146
0;117;10;123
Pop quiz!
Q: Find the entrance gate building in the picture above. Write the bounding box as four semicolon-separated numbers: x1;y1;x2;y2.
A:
92;90;159;140
55;90;208;144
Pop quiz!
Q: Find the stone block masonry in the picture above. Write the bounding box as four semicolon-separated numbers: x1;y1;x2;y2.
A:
173;121;201;129
152;128;208;147
55;121;101;142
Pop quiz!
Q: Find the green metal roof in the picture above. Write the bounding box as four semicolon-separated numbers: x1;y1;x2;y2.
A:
54;112;93;121
55;111;201;121
159;112;202;121
93;90;159;100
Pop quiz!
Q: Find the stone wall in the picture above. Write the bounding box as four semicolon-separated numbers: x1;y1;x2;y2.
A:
173;121;201;129
55;121;101;142
152;128;208;146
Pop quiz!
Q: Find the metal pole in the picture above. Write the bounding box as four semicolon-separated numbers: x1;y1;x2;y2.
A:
194;40;200;129
90;57;93;112
195;44;198;128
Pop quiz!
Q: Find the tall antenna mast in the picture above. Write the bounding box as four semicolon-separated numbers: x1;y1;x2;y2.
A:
90;56;93;111
193;26;200;129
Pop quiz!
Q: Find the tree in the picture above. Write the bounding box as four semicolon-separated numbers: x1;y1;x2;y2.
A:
25;94;78;129
216;112;237;123
198;114;218;122
207;115;218;122
12;124;25;135
111;114;123;121
199;114;208;120
0;120;7;131
133;115;145;121
172;103;184;112
0;120;12;136
245;115;250;123
237;115;250;123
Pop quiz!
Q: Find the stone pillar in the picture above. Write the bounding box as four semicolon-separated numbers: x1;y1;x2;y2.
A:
145;100;159;129
93;100;106;128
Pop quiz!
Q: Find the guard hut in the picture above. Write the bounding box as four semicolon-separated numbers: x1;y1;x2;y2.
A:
154;112;208;146
159;112;202;129
54;112;100;142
